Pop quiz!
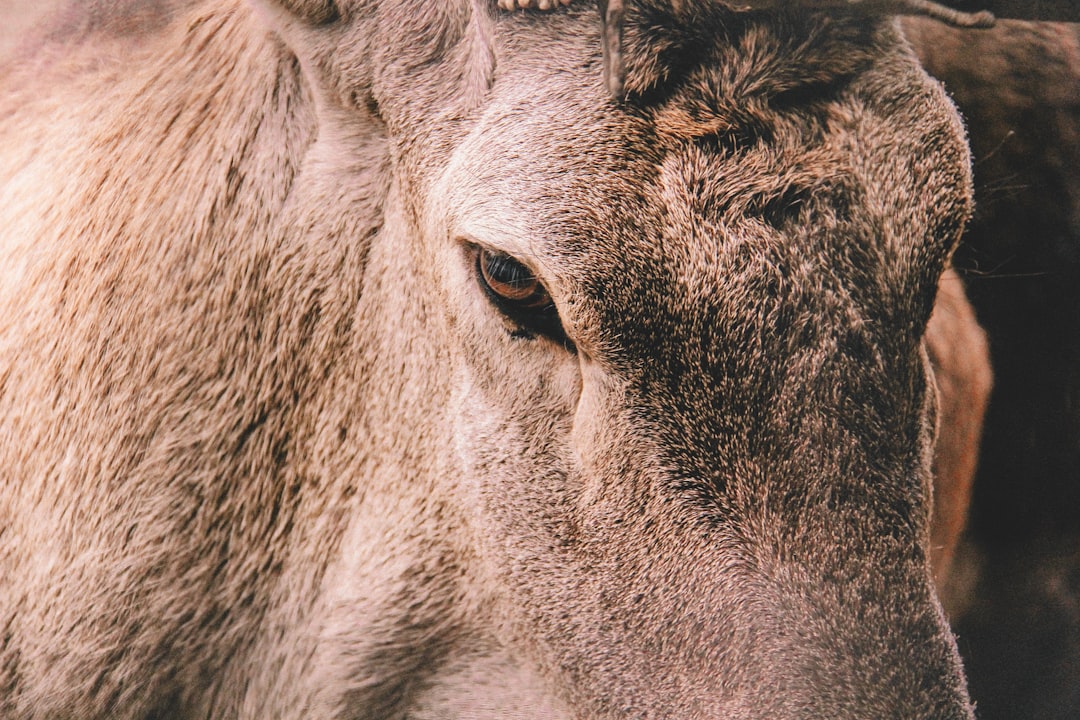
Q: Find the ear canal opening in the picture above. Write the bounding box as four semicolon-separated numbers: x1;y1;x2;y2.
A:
277;0;340;24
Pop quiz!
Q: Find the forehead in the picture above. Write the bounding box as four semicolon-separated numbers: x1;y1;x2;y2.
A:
436;8;966;357
447;119;830;369
446;95;832;267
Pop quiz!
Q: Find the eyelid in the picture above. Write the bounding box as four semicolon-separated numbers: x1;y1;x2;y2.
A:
465;239;546;281
466;242;573;350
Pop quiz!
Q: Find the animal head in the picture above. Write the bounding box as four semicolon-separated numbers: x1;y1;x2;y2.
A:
251;1;975;716
0;0;977;717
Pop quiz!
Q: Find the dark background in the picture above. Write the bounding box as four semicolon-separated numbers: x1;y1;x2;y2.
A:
910;17;1080;720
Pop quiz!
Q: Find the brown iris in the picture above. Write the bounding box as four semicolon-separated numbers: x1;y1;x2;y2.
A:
477;248;552;308
474;246;570;347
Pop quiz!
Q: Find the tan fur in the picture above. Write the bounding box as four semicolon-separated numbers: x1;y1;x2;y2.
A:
925;270;992;599
1;1;989;718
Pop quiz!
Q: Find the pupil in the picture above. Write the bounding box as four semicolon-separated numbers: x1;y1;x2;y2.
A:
486;253;534;290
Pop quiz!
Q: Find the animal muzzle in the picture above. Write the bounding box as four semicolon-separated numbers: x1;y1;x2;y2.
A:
735;563;976;719
524;491;975;720
624;552;976;718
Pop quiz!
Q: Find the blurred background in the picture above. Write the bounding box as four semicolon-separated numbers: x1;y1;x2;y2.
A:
907;16;1080;720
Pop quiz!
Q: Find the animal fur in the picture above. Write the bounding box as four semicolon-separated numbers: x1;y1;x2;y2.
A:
0;1;989;717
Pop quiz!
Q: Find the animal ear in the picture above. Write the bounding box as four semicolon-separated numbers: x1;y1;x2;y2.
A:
365;0;497;126
250;0;496;138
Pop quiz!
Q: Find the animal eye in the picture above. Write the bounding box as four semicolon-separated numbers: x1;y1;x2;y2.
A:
475;246;571;348
478;248;550;306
